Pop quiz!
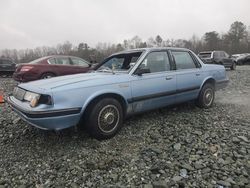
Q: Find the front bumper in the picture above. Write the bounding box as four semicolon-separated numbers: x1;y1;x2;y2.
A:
7;96;81;130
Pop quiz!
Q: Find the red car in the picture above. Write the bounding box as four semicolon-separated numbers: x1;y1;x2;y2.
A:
13;55;92;82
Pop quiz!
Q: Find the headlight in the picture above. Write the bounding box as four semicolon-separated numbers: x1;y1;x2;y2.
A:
23;91;40;107
24;91;40;102
30;95;40;108
23;91;53;107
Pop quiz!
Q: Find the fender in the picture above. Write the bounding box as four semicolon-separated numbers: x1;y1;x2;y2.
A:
79;89;129;115
200;76;216;89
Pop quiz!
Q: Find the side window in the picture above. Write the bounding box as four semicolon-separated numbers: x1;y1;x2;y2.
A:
71;58;89;67
213;52;220;58
172;51;197;70
138;51;170;73
224;52;229;58
220;51;225;58
48;58;56;64
55;57;71;65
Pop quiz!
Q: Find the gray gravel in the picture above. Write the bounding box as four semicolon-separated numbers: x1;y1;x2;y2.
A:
0;66;249;187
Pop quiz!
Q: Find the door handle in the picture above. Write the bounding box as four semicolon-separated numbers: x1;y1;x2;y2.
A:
196;73;200;76
165;76;173;80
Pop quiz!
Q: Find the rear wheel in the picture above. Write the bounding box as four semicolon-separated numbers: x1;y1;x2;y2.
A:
85;98;123;140
196;83;215;108
41;72;55;79
230;62;236;70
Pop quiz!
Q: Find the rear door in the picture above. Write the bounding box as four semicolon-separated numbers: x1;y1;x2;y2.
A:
50;57;76;76
170;50;203;103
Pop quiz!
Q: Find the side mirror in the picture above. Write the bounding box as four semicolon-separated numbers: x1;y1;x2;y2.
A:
135;68;150;76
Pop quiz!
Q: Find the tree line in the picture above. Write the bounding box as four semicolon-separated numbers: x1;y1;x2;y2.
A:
1;21;249;64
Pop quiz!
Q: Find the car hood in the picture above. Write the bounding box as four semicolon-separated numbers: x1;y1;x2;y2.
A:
19;72;127;92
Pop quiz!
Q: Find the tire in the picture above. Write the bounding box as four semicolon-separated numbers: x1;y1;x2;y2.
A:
41;72;55;79
230;62;236;70
85;98;123;140
196;83;215;108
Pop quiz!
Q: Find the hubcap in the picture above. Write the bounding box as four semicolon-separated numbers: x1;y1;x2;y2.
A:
98;105;119;133
104;112;115;124
204;88;213;106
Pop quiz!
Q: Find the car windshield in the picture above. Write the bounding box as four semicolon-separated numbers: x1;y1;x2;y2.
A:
199;52;212;58
29;57;49;64
97;51;143;72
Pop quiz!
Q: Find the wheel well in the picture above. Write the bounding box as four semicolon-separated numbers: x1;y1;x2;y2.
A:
83;93;127;117
41;72;56;78
203;78;215;88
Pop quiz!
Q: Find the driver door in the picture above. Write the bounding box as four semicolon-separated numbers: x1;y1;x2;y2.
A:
130;51;176;113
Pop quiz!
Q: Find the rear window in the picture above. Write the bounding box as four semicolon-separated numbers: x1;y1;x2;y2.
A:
213;52;220;58
48;58;56;64
199;53;212;58
29;57;48;64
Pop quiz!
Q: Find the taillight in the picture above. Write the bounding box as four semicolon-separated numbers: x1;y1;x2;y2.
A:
20;66;33;72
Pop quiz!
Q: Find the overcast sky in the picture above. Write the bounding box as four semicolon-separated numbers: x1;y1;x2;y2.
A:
0;0;249;50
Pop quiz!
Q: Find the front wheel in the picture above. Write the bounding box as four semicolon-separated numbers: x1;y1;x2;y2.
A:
85;98;123;140
196;83;215;108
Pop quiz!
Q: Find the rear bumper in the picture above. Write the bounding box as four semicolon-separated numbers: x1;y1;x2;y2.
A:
13;72;39;82
215;79;229;90
7;96;81;130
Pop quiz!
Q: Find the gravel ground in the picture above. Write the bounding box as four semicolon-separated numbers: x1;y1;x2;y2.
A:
0;66;249;188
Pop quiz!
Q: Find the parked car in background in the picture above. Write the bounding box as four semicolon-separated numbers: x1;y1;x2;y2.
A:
235;53;250;65
13;55;92;82
0;58;16;74
198;51;236;70
232;54;244;60
8;47;229;139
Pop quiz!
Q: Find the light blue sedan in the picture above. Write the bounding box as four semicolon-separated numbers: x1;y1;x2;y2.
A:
8;48;229;139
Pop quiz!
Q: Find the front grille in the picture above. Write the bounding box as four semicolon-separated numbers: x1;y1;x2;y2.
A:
13;87;26;101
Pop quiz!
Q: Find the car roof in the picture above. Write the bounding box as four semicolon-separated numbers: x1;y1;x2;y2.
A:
42;55;87;59
30;55;90;63
112;47;190;56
